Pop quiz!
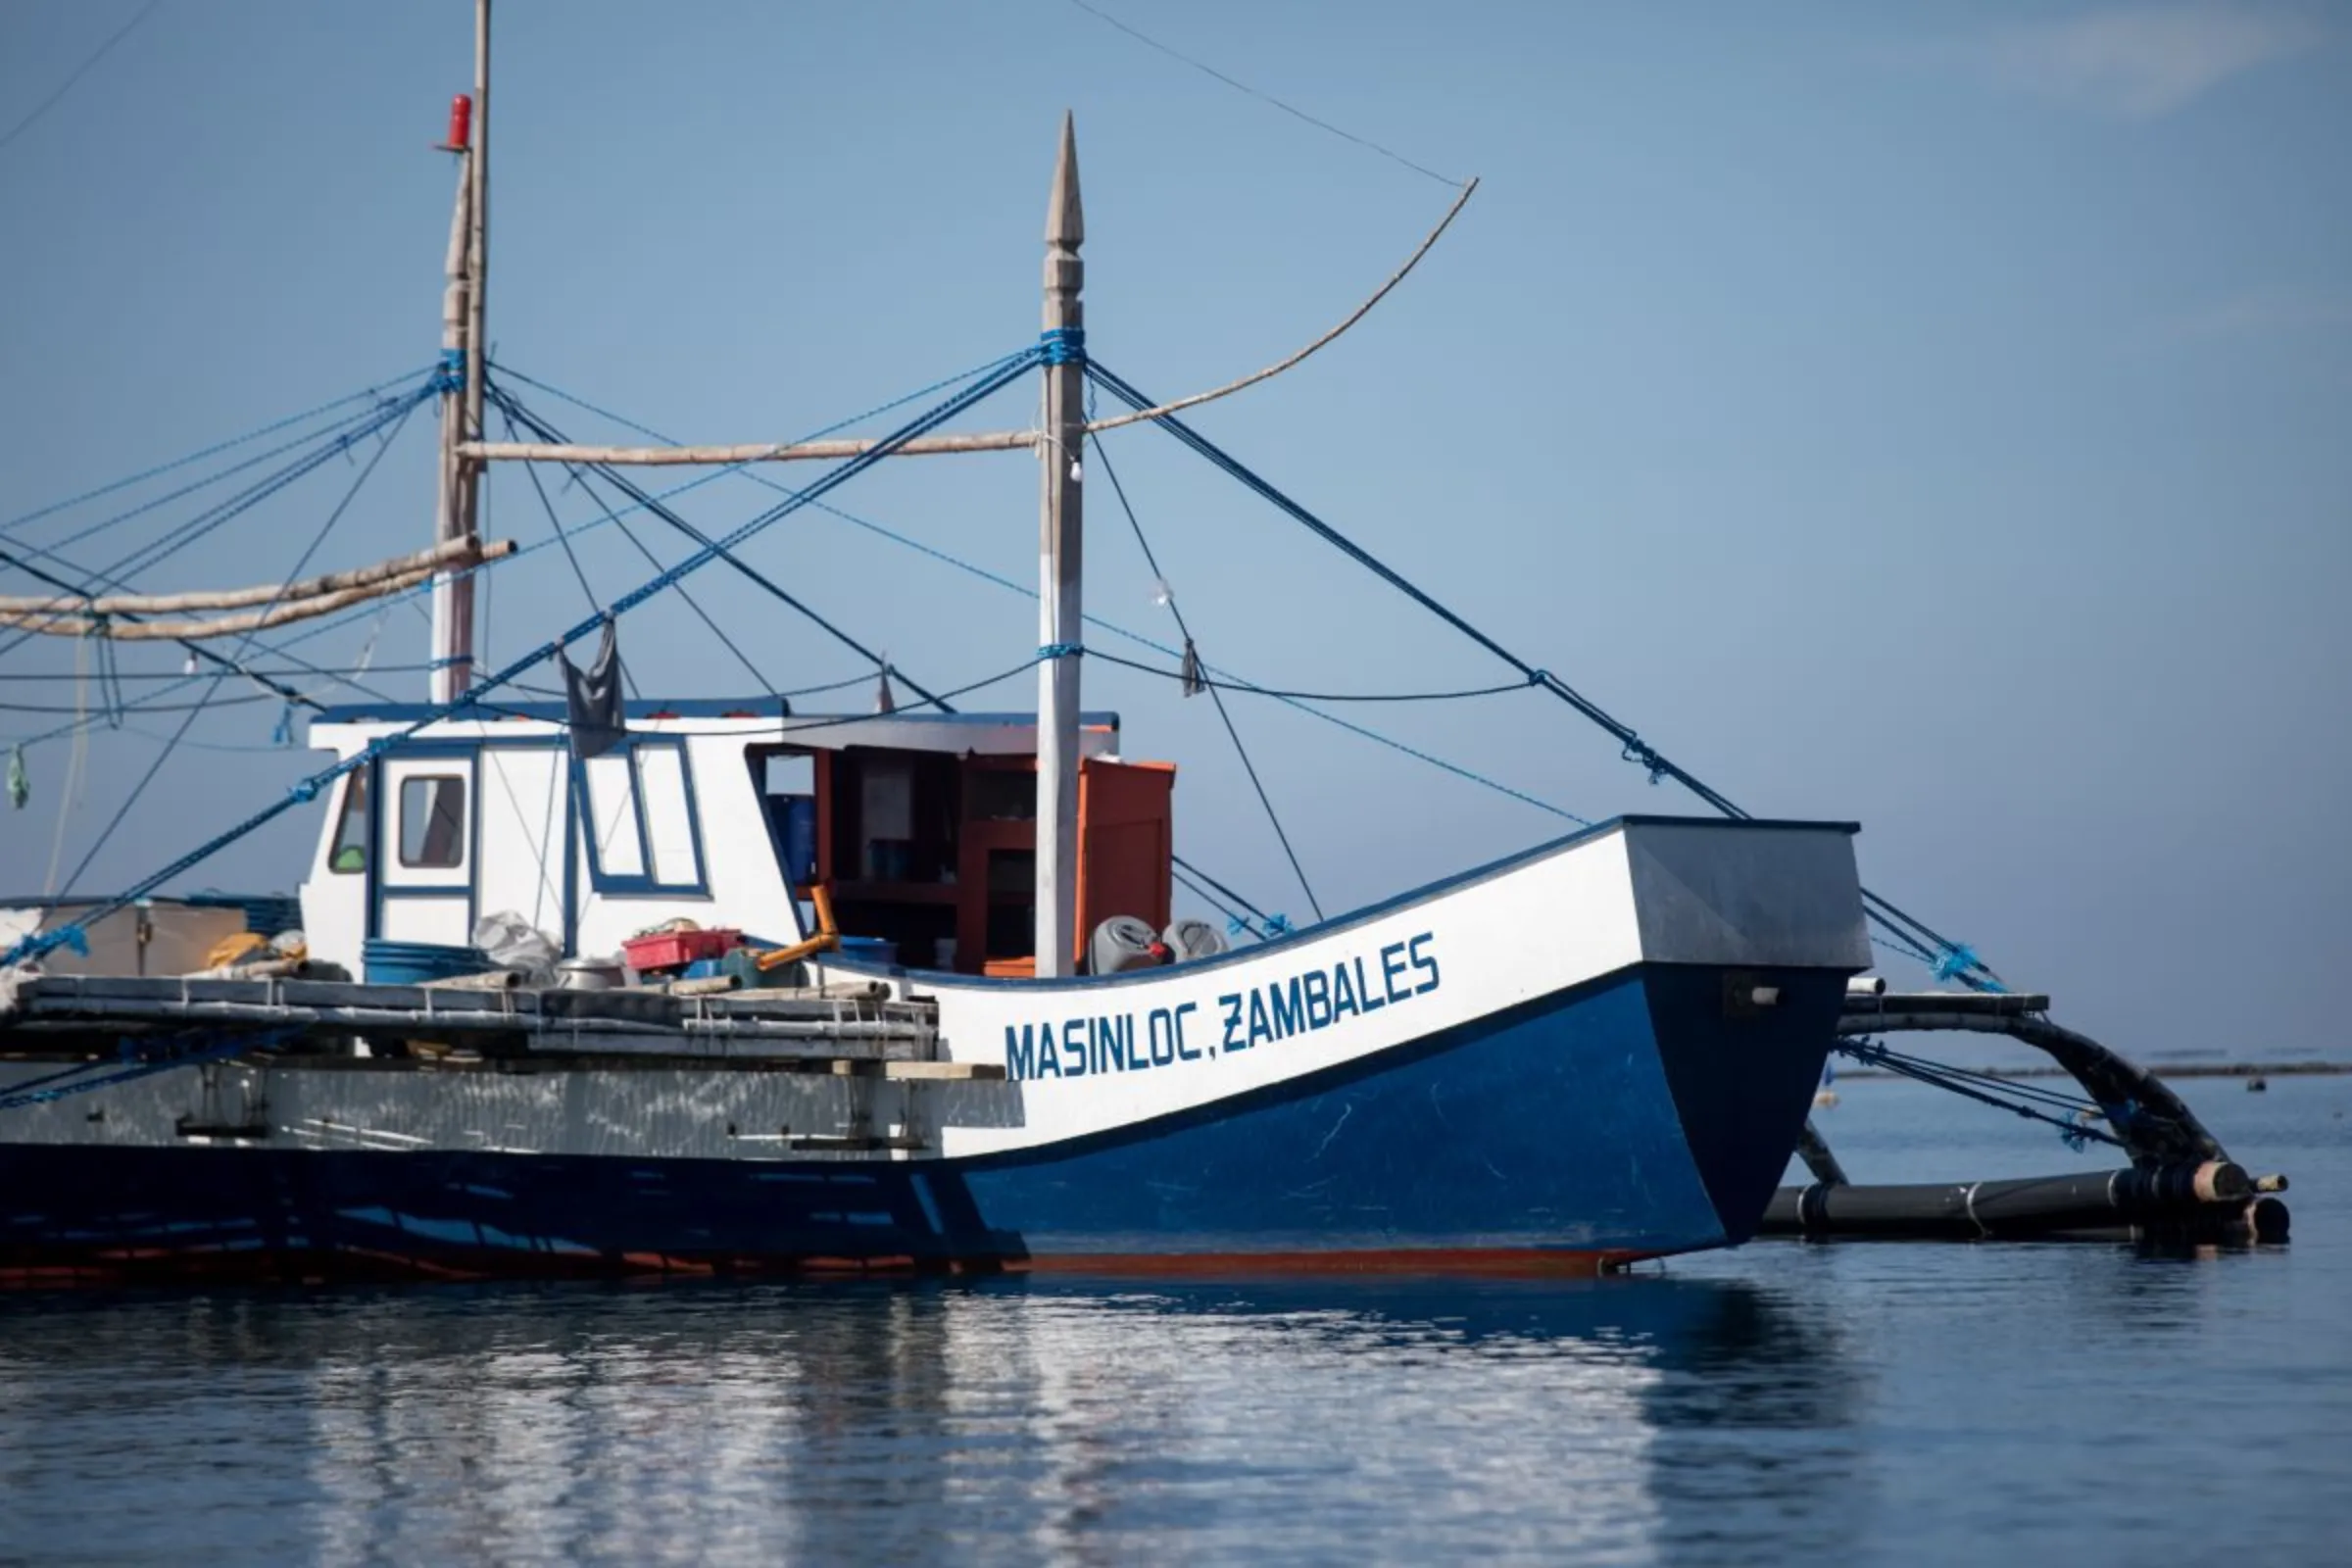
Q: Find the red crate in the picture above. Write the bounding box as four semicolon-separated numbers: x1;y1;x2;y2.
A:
622;928;742;972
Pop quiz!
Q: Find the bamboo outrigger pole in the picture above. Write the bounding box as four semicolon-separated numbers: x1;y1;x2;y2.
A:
0;541;518;641
0;536;514;617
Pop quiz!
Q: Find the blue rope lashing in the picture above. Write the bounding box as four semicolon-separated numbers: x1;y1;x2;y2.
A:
1039;327;1086;366
287;778;319;804
1929;945;2003;992
1037;642;1083;661
1262;912;1294;937
432;348;466;395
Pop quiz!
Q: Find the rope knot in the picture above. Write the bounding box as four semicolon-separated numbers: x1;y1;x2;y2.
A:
288;778;319;804
1263;912;1294;937
1038;327;1087;367
1620;737;1667;785
1931;942;1982;983
1037;642;1083;662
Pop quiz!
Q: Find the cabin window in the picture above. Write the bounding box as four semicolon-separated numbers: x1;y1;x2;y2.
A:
328;769;370;873
583;753;646;878
397;775;467;868
575;738;706;893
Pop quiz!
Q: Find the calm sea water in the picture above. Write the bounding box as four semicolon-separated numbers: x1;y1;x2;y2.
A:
2;1075;2345;1566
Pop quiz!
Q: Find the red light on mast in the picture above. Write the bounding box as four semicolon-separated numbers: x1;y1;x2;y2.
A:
441;94;472;152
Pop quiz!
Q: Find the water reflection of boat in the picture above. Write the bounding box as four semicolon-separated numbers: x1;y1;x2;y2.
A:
0;1274;1864;1561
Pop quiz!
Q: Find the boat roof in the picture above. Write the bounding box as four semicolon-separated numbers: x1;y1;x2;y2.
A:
308;702;1125;758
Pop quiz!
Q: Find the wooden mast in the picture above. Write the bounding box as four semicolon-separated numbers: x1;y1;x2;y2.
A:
430;0;489;704
1035;113;1085;978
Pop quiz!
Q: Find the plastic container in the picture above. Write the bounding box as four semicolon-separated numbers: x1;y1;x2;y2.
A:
621;927;742;972
363;939;491;986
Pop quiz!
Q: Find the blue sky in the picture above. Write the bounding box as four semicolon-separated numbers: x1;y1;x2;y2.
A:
2;2;2346;1061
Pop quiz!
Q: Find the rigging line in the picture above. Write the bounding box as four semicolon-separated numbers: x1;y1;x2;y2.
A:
1171;854;1277;931
1834;1040;2120;1147
6;383;418;554
0;387;434;663
502;397;603;612
0;544;327;723
1085;358;1721;798
0;0;164;156
4;342;1044;969
1854;1046;2103;1116
487;368;1592;830
488;345;1040;464
1061;0;1460;188
107;722;325;755
1091;431;1321;921
1081;177;1479;440
757;657;1044;739
0;662;444;683
493;388;951;711
493;389;775;697
1086;646;1538;704
0;449;791;745
1085;361;1994;982
0;691;280;715
1171;865;1266;942
48;391;422;903
88;385;434;595
41;642;92;897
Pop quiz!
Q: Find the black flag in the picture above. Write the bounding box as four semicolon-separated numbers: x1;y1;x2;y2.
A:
562;617;626;759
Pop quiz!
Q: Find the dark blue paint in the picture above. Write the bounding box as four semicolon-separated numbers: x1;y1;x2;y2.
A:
0;963;1841;1279
963;965;1844;1256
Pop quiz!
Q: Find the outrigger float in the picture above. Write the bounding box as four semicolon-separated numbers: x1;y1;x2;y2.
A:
0;3;2283;1283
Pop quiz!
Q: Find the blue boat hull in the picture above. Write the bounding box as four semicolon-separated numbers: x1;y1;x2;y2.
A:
0;963;1838;1284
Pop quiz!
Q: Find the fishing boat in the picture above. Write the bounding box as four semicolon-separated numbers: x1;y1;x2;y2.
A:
0;2;1887;1283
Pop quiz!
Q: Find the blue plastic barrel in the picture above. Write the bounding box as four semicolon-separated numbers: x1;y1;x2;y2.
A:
363;939;491;986
781;796;818;887
833;935;898;968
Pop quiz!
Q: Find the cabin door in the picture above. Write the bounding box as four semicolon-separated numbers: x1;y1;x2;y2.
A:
373;751;476;946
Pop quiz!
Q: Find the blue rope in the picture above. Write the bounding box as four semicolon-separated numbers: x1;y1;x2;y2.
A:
490;386;962;712
0;367;433;540
2;346;1045;968
469;362;1600;832
1040;327;1087;366
1087;358;2004;991
1037;642;1083;660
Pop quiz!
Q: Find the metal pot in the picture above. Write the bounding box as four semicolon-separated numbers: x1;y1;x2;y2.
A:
556;956;624;991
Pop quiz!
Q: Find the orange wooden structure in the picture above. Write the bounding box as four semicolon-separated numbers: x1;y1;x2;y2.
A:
777;742;1172;975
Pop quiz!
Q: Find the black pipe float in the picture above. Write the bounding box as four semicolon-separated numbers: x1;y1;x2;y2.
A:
1759;1161;2291;1244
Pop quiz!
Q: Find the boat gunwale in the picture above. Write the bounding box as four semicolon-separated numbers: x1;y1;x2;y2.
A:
845;812;1863;996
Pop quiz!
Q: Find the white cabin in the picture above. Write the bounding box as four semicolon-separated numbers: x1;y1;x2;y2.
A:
296;698;1163;980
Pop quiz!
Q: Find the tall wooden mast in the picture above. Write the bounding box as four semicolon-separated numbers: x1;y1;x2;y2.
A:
1035;114;1085;977
430;0;490;704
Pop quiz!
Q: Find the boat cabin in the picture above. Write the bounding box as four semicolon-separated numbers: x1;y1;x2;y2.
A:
297;698;1175;980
